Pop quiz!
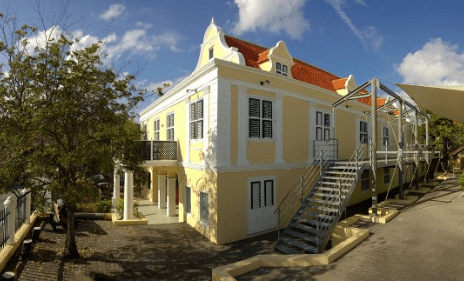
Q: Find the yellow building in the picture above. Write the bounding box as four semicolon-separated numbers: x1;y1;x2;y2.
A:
138;19;427;248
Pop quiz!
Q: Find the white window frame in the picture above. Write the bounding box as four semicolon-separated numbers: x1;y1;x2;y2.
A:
276;62;288;76
153;119;160;141
199;191;209;227
315;111;332;141
190;99;204;140
166;112;175;141
142;124;148;140
248;97;274;140
359;120;369;144
361;169;370;192
382;126;389;149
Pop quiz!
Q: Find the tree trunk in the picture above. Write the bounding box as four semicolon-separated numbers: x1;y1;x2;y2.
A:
65;205;79;258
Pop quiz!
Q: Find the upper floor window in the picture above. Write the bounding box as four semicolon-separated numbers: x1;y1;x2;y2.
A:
360;121;368;144
142;124;148;140
209;47;214;60
382;127;389;147
316;111;331;141
384;167;390;184
249;98;273;139
153;119;160;141
166;113;175;141
276;62;288;76
190;99;203;140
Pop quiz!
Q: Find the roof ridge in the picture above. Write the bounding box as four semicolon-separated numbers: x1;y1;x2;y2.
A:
224;35;270;51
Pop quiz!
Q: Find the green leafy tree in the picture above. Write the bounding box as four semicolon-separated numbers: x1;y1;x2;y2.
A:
0;23;146;258
419;109;464;170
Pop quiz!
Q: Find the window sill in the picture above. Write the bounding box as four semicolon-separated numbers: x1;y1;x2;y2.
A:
247;138;275;143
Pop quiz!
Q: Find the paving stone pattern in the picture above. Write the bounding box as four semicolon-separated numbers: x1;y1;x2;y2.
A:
4;219;277;280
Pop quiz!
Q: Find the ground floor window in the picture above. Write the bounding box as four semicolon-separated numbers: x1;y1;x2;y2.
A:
384;167;390;184
361;169;370;191
185;186;191;214
200;191;208;226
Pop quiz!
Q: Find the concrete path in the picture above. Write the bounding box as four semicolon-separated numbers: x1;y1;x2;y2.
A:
238;179;464;280
137;199;179;225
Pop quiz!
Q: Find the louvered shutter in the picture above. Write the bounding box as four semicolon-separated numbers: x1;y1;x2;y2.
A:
262;100;272;119
251;182;261;209
170;114;174;127
190;102;196;120
197;120;203;139
249;98;260;117
190;122;196;139
197;100;203;119
264;180;273;206
262;120;272;138
324;113;330;127
249;119;260;138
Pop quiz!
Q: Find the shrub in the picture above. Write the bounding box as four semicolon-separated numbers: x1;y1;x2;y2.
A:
459;172;464;192
116;198;124;217
96;199;112;213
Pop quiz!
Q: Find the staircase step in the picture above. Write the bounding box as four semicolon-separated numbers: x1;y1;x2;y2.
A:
297;217;332;229
313;193;340;199
326;171;358;175
275;242;302;254
305;211;335;221
284;230;320;245
310;198;340;205
319;182;351;187
306;205;340;214
323;176;356;181
330;166;360;170
280;236;319;253
289;222;326;237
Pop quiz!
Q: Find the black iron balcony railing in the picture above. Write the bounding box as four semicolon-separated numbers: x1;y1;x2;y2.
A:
139;140;177;161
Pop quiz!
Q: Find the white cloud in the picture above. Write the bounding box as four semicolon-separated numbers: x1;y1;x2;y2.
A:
232;0;309;40
25;25;63;54
135;22;154;29
325;0;382;52
100;4;126;21
396;38;464;85
354;0;367;7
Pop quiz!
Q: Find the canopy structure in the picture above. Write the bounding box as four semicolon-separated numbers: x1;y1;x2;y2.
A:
395;83;464;123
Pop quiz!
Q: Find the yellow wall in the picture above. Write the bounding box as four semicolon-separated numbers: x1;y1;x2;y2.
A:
247;141;276;164
336;110;357;160
283;96;309;163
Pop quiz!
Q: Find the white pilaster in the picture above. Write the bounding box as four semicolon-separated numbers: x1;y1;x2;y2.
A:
22;188;31;224
158;175;167;209
167;178;176;217
237;85;249;166
4;196;15;245
202;85;210;163
123;169;134;220
185;98;190;164
275;93;285;165
112;166;120;208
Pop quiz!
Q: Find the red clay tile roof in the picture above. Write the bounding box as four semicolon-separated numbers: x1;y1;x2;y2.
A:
332;78;347;90
223;35;385;107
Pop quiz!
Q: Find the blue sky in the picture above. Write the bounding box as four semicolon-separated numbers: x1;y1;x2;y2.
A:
7;0;464;112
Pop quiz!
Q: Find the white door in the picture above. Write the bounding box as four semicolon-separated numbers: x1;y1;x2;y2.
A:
248;178;276;234
313;110;336;160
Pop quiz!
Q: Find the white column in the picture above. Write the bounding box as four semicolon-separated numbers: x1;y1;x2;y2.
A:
4;196;15;245
158;175;167;209
167;178;176;217
237;86;249;166
275;94;284;164
123;169;134;220
112;166;120;208
22;188;31;225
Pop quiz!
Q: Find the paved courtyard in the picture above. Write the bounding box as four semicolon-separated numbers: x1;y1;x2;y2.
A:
3;179;464;280
238;179;464;280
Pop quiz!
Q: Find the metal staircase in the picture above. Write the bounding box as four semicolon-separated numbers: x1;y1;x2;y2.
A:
275;141;369;254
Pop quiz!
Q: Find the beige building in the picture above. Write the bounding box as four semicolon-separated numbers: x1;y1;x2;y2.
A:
138;20;427;248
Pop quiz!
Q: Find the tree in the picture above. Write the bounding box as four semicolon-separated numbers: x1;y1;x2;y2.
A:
418;109;464;170
0;23;146;258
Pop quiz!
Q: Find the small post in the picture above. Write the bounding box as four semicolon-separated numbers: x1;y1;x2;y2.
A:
22;188;31;225
338;181;342;213
113;166;120;208
4;196;15;246
123;169;134;220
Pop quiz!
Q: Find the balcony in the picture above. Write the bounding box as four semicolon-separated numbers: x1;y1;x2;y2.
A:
139;141;178;166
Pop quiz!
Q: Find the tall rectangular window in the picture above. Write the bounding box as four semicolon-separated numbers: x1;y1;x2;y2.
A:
249;98;273;139
153;119;160;141
142;124;148;140
200;191;209;226
185;186;191;214
264;180;274;207
209;47;214;60
360;121;368;144
190;99;204;140
166;113;175;141
361;169;370;191
383;127;389;147
384;167;390;184
316;111;331;141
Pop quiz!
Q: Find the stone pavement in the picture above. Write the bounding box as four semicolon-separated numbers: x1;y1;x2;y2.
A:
137;200;179;225
3;215;277;280
238;179;464;280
